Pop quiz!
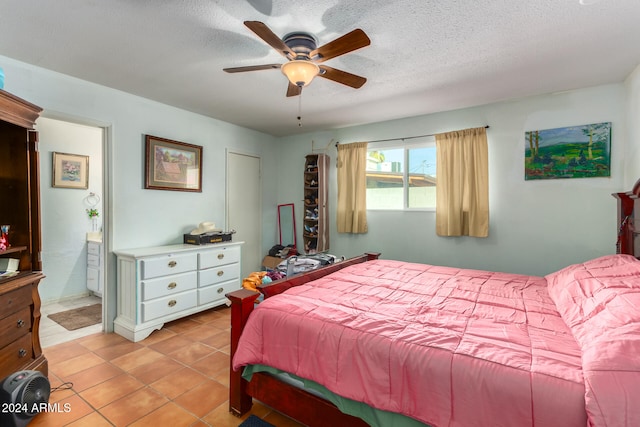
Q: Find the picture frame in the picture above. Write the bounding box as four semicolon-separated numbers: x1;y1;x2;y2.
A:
524;122;611;180
52;152;89;189
144;135;202;192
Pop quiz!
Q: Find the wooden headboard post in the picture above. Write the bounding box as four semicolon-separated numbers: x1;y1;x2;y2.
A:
612;178;640;257
226;252;381;417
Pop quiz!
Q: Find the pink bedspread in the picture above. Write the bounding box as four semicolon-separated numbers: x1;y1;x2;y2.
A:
546;254;640;427
233;259;587;426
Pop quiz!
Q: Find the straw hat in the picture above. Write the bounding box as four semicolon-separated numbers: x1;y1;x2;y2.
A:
190;221;221;235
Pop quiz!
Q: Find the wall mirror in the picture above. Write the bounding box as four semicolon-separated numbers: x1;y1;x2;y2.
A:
278;203;297;250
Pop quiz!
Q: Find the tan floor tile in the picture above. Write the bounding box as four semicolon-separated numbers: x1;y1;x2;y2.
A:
92;339;143;361
207;315;231;330
78;330;130;351
198;329;230;350
110;346;165;371
100;387;168;426
65;411;113;427
28;394;93;427
173;379;228;417
189;307;226;323
181;323;222;341
79;373;144;408
150;366;209;399
129;402;199;427
43;342;91;365
64;361;124;392
128;355;185;384
191;350;229;378
168;341;216;365
148;334;194;355
138;326;177;346
202;403;251;427
164;317;202;333
50;352;105;378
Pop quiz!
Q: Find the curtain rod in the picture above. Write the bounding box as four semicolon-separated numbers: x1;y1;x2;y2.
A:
335;125;490;147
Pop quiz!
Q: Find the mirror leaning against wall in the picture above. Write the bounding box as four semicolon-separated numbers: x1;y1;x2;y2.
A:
277;203;297;251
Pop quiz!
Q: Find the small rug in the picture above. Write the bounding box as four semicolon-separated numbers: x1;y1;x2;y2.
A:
239;415;275;427
47;304;102;331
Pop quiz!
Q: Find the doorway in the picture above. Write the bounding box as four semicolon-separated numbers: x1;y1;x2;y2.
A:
227;151;262;279
36;117;107;347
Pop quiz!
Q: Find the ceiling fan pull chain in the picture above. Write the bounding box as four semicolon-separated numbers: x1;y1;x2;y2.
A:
298;92;303;127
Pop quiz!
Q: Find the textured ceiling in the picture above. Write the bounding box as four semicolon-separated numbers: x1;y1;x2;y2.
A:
0;0;639;136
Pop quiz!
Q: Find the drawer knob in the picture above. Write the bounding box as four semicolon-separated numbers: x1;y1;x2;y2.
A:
167;282;177;289
168;260;177;268
217;253;224;259
18;348;27;358
217;287;224;294
168;299;177;307
217;270;224;277
17;319;25;328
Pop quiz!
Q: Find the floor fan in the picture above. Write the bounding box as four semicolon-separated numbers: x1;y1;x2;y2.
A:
0;370;50;427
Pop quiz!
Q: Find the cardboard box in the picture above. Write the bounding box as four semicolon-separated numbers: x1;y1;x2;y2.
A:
183;232;232;245
262;256;284;270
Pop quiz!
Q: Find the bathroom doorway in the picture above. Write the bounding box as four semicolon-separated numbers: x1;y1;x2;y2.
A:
36;117;107;347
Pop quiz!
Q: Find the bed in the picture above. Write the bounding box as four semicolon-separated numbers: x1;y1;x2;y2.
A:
227;252;640;426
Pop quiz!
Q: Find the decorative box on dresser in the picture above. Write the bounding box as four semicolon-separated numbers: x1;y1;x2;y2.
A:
114;242;243;342
0;90;47;379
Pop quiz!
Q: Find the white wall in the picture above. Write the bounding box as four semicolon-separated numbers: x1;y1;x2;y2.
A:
0;55;279;323
624;64;640;186
277;84;629;276
37;118;103;302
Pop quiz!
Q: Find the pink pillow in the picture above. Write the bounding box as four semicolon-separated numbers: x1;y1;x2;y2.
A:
545;254;640;425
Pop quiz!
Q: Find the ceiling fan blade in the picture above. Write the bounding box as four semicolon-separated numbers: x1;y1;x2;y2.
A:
223;64;281;73
311;29;370;63
318;65;367;88
244;21;293;58
286;82;302;97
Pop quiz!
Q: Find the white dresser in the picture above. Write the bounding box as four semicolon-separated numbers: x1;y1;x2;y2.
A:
87;239;103;296
114;242;243;342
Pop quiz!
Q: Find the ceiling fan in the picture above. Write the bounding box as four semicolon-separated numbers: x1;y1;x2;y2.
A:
224;21;371;97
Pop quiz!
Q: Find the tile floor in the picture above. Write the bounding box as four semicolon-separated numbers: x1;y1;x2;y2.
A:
40;295;103;348
30;305;305;427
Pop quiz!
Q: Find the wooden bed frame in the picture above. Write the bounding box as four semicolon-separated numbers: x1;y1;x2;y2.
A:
227;252;381;427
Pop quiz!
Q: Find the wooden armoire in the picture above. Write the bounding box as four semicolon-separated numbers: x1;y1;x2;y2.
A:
0;89;48;379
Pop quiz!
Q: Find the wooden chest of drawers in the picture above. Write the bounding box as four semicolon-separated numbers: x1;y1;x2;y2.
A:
114;242;243;342
0;273;47;380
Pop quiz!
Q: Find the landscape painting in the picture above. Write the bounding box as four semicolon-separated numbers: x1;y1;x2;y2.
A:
524;122;611;180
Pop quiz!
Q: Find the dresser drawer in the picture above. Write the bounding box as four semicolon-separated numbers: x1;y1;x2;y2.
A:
0;307;31;348
198;280;237;305
199;246;240;269
198;263;240;287
88;242;102;256
0;333;33;376
141;290;198;323
141;271;197;301
141;253;197;280
87;253;101;268
0;286;32;318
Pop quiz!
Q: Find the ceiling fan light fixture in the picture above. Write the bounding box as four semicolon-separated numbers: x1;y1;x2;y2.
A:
281;60;319;87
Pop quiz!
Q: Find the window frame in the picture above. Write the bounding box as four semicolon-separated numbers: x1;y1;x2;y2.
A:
366;137;437;212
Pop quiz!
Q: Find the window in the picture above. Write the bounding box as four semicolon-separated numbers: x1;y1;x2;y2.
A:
366;138;437;210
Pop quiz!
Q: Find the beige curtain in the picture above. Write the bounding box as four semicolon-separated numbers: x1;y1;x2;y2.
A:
337;142;368;233
435;127;489;237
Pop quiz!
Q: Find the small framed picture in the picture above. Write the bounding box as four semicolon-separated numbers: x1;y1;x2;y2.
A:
52;152;89;189
144;135;202;192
